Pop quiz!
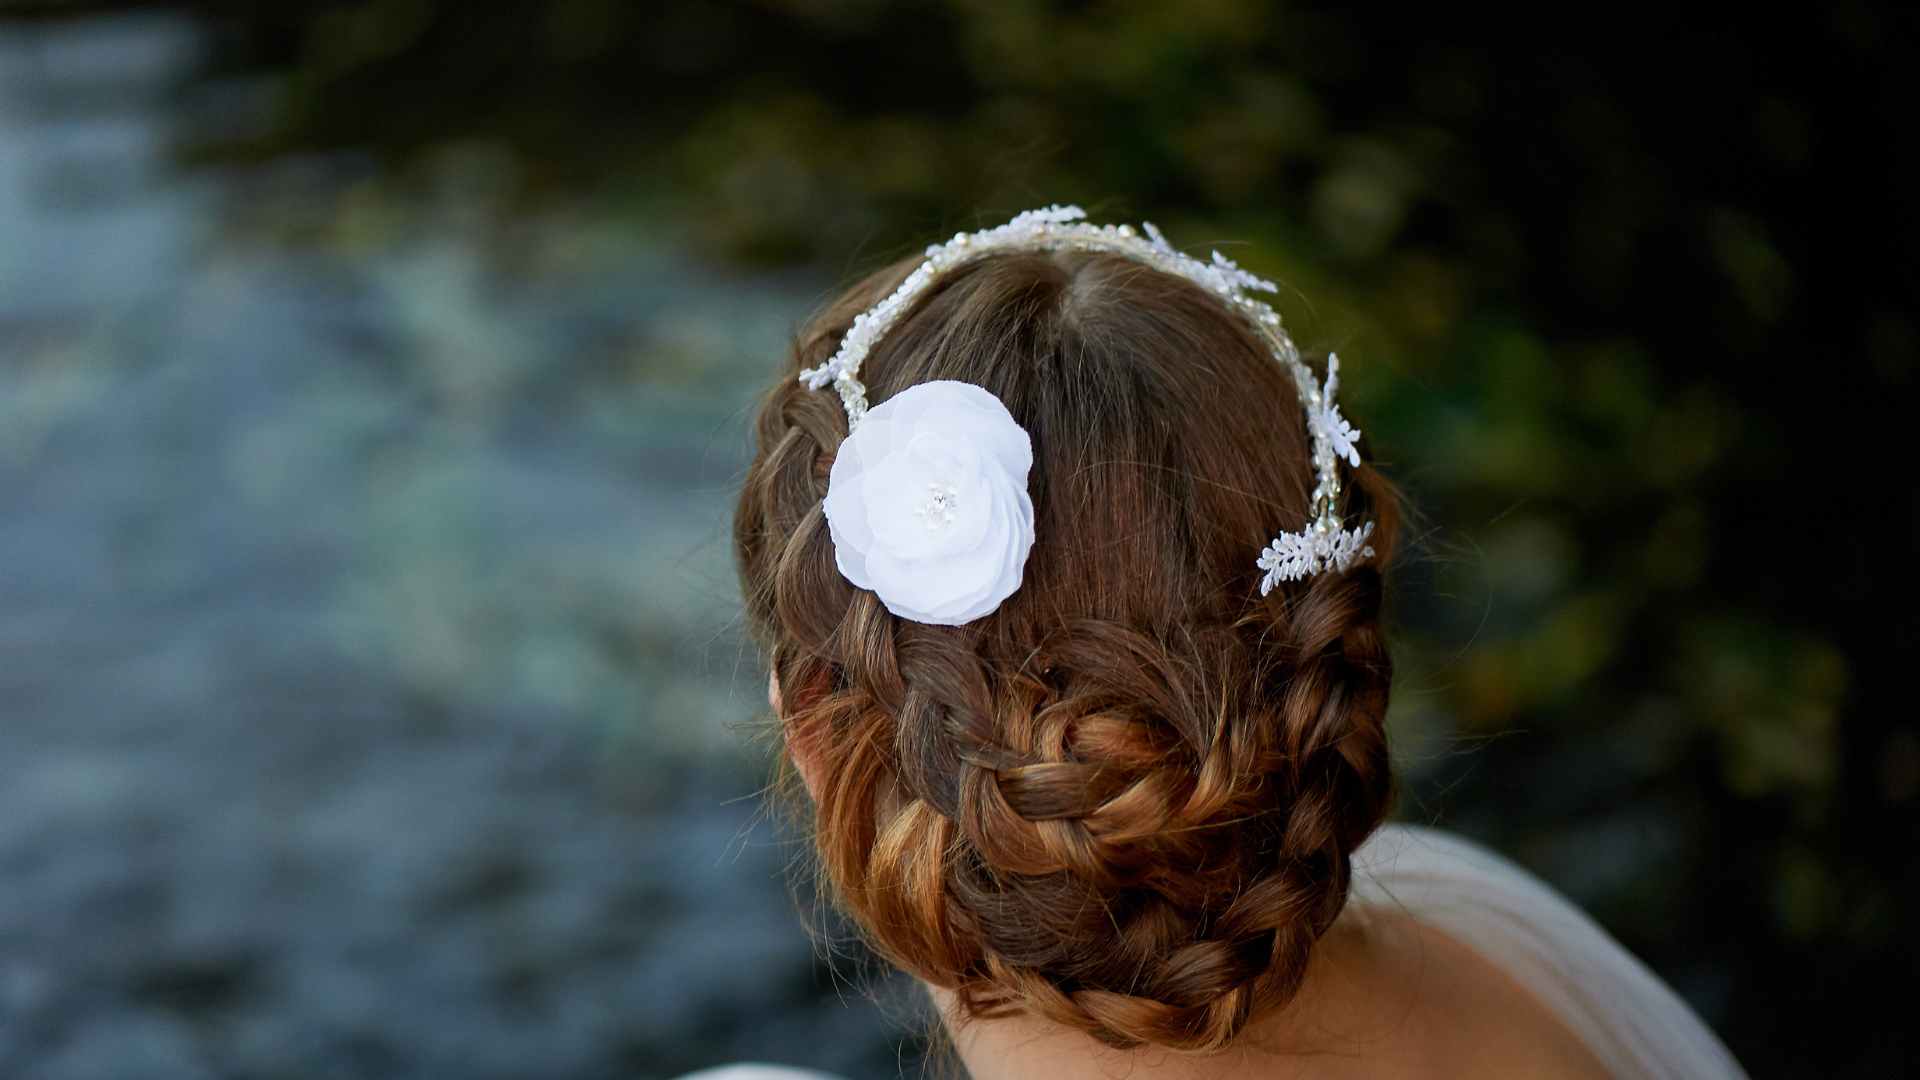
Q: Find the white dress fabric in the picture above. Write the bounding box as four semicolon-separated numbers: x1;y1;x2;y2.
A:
677;822;1748;1079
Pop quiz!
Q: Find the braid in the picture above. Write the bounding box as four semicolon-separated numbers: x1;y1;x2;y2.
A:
733;247;1402;1054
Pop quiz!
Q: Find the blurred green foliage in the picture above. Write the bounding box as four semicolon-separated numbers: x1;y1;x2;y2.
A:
38;0;1911;1074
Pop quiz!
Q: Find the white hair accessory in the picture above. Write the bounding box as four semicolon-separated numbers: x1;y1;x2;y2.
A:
803;205;1374;620
822;379;1036;625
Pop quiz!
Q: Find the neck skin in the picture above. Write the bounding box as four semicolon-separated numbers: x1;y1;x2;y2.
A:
923;902;1432;1080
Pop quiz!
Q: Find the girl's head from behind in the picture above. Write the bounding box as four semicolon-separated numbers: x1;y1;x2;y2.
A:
733;239;1401;1052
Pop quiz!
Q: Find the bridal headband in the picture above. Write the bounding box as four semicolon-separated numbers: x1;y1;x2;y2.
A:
803;204;1375;626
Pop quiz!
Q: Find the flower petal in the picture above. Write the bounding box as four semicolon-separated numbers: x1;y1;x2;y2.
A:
821;379;1037;625
824;443;876;586
909;382;1032;477
914;478;1033;623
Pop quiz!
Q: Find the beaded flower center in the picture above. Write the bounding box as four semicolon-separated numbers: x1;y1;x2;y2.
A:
914;482;961;530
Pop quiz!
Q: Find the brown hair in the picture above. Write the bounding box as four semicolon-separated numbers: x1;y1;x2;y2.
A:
733;245;1401;1053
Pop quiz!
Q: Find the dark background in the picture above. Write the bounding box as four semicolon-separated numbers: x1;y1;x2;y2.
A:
0;2;1913;1077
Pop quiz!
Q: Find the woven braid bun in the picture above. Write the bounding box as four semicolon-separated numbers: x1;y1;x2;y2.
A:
734;246;1400;1053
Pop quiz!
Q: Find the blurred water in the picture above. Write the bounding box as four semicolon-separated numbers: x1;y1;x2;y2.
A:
0;14;904;1078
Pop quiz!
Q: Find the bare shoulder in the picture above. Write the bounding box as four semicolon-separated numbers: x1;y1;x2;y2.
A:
1223;901;1611;1079
1312;904;1615;1079
932;901;1615;1080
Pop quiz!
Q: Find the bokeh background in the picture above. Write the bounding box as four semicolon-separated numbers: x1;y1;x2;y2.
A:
1;2;1914;1077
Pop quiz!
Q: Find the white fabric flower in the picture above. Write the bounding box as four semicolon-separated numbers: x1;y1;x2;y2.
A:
823;380;1036;625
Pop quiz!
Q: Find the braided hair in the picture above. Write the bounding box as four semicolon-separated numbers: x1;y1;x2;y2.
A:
734;246;1401;1053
